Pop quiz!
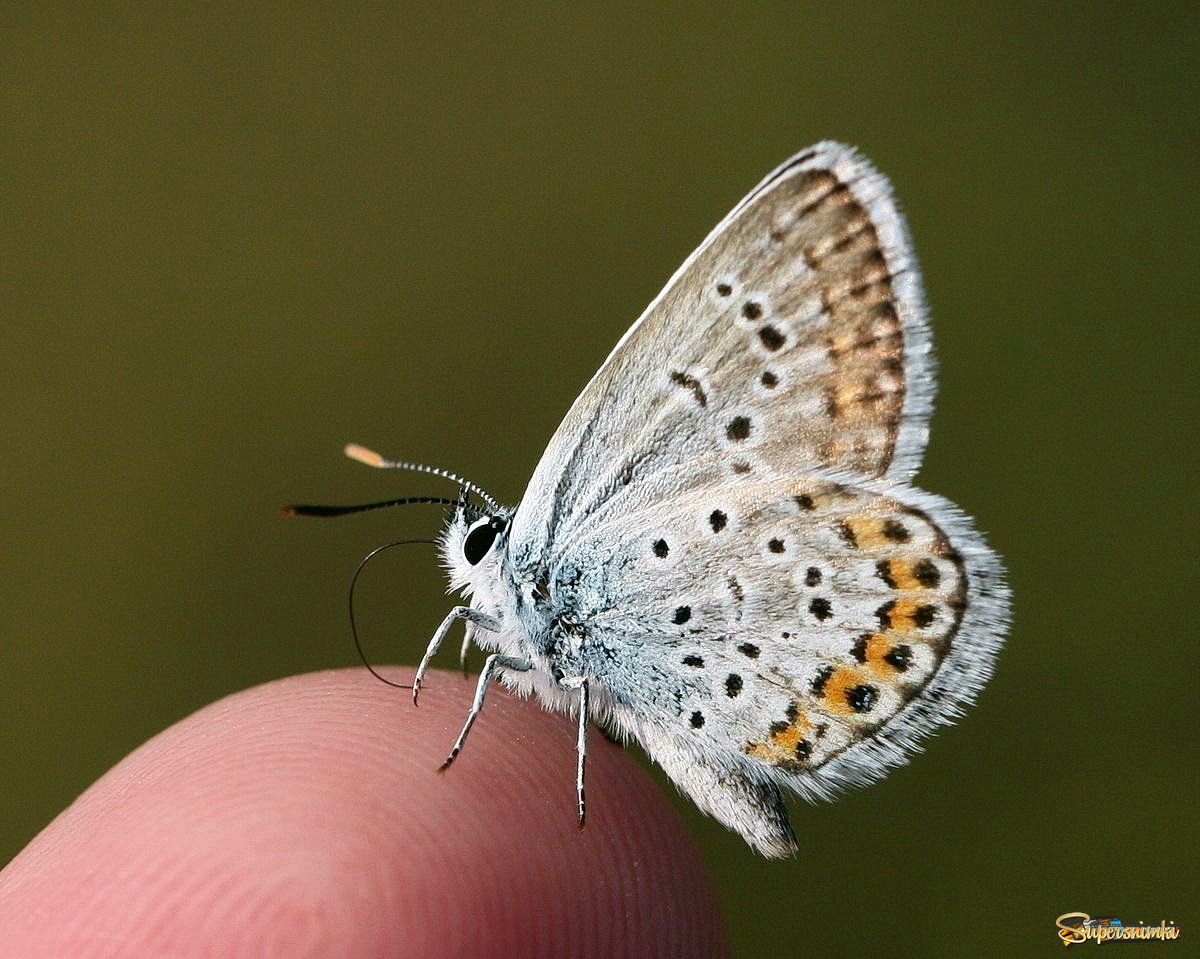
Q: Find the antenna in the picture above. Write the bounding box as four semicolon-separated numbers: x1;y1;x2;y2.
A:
282;496;461;519
344;443;501;512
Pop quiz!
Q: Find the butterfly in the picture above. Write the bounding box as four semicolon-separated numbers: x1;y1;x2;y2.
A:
290;141;1010;857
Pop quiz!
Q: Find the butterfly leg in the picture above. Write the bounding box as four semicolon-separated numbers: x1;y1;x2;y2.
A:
557;676;589;828
439;653;531;772
413;606;500;706
576;679;589;828
458;631;472;677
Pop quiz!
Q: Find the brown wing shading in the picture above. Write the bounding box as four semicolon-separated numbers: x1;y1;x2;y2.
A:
511;142;935;559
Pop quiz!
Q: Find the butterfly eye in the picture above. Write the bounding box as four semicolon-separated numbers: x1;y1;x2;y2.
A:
463;516;505;565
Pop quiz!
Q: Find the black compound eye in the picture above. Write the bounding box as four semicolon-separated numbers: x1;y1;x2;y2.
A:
463;516;505;565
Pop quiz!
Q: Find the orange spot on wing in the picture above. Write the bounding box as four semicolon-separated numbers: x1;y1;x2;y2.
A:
746;707;812;765
844;517;883;547
771;721;809;754
887;560;923;591
863;634;895;674
887;598;923;632
822;668;867;715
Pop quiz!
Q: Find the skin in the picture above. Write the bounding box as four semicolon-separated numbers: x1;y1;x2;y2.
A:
0;669;728;958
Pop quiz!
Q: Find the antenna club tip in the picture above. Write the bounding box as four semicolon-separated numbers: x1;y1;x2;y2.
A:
280;505;299;518
345;443;387;468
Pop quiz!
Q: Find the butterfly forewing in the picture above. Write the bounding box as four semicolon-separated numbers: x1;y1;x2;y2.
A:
510;142;933;562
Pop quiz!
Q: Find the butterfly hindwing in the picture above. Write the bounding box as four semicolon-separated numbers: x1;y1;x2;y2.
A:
555;475;1005;855
650;738;798;859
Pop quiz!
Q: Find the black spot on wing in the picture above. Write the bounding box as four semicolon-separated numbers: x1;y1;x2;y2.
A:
882;519;910;542
884;644;913;671
726;416;752;441
669;370;708;407
914;559;941;587
847;684;879;713
757;325;786;351
809;597;833;621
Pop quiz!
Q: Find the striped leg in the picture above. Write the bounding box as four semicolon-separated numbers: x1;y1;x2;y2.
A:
413;606;500;705
439;654;531;771
557;675;590;827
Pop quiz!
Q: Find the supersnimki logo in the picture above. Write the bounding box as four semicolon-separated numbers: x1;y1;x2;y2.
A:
1056;913;1181;945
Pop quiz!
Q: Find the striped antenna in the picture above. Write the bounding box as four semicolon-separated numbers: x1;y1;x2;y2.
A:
344;444;502;512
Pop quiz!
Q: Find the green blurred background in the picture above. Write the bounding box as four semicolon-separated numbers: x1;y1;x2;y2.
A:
2;3;1195;954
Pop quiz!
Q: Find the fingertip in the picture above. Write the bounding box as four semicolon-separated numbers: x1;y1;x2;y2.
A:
0;669;728;958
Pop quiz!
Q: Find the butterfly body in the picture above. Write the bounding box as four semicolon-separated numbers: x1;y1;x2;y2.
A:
353;142;1007;857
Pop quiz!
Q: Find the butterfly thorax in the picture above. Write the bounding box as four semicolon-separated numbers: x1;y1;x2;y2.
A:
441;505;592;681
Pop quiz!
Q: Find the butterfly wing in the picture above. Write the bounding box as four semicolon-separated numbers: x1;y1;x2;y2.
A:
503;143;1008;855
509;141;934;562
554;474;1007;855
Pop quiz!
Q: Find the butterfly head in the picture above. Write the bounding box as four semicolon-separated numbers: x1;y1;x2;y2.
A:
283;444;514;596
440;492;515;596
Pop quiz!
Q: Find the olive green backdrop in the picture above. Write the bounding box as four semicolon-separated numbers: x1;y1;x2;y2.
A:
2;3;1195;955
